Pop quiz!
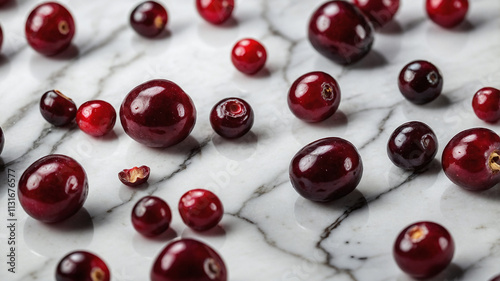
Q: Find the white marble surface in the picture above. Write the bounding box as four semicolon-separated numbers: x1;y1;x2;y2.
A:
0;0;500;280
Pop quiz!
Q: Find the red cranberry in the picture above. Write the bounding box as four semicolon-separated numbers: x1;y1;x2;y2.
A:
308;1;374;65
132;196;172;237
151;238;227;281
40;90;77;127
472;87;500;123
18;154;88;223
426;0;468;28
287;71;341;123
353;0;400;28
442;128;500;191
76;100;116;137
179;189;224;231
387;121;438;170
398;60;443;105
393;221;454;279
490;275;500;281
56;250;110;281
118;165;150;187
120;79;197;148
289;137;363;202
25;2;75;56
210;97;254;139
130;1;168;38
231;38;267;75
196;0;234;25
0;127;4;156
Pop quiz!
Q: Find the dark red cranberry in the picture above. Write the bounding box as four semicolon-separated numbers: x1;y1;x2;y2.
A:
196;0;234;25
56;250;110;281
231;38;267;75
76;100;116;137
132;196;172;237
25;2;75;56
490;274;500;281
120;79;197;148
442;128;500;191
40;90;77;127
118;165;150;187
210;97;254;139
0;127;4;156
308;1;374;65
287;71;341;123
151;238;227;281
387;121;438;170
426;0;468;28
393;221;454;279
398;60;443;105
353;0;400;28
130;1;168;38
472;87;500;123
178;189;224;231
18;154;88;223
289;137;363;202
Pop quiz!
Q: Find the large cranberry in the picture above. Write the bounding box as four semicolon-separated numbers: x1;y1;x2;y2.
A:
472;87;500;123
426;0;468;28
120;79;197;148
353;0;400;28
56;251;110;281
40;90;77;127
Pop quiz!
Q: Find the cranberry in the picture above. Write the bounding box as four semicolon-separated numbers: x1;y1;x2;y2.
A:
120;79;197;148
132;196;172;237
76;100;116;137
353;0;400;28
442;128;500;191
40;90;77;127
289;137;363;202
56;250;110;281
472;87;500;123
210;97;254;139
178;189;224;231
25;2;75;56
18;154;88;223
287;71;341;123
130;1;168;38
387;121;438;170
393;221;454;279
0;25;3;52
490;274;500;281
118;165;150;187
308;1;374;65
231;38;267;75
0;127;4;156
151;238;227;281
196;0;234;25
398;60;443;105
426;0;468;28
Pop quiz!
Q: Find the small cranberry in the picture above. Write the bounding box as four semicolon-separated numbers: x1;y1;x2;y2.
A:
210;97;254;139
56;251;110;281
40;90;77;126
25;2;75;56
398;60;443;105
353;0;400;28
118;165;150;187
178;189;224;231
76;100;116;137
231;38;267;75
426;0;469;28
0;127;4;155
472;87;500;123
130;1;168;38
151;238;227;281
196;0;234;25
132;196;172;237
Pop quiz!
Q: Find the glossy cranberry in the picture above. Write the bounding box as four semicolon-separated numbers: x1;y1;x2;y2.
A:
196;0;234;25
132;196;172;237
118;165;150;187
287;71;341;123
289;137;363;202
472;87;500;123
0;127;4;156
353;0;400;28
179;189;224;231
76;100;116;137
442;128;500;191
18;154;88;223
120;79;197;148
25;2;75;56
387;121;438;170
40;90;77;126
398;60;443;105
426;0;468;28
151;238;227;281
210;97;254;139
308;1;374;65
130;1;168;38
231;38;267;75
56;251;110;281
490;274;500;281
393;221;454;279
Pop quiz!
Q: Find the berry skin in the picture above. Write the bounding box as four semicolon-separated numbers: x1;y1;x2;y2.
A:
18;154;88;223
289;137;363;202
210;97;254;139
178;189;224;231
118;165;150;187
472;87;500;123
40;90;77;127
393;221;454;279
426;0;469;28
353;0;400;28
231;38;267;75
56;251;110;281
196;0;234;25
151;238;227;281
287;71;341;123
25;2;75;56
76;100;116;137
130;1;168;38
398;60;443;105
132;196;172;237
0;127;4;156
120;79;197;148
